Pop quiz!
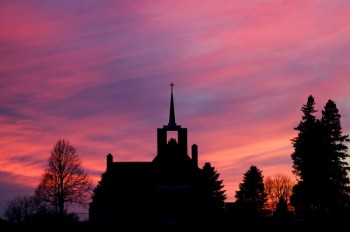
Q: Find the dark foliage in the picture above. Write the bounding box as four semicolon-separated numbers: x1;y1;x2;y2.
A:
194;162;226;227
291;96;350;222
235;165;268;221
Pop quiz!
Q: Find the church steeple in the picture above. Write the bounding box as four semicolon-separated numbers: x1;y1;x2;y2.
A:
169;82;176;127
155;82;189;161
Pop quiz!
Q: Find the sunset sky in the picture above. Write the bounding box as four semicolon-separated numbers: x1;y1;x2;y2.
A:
1;0;350;217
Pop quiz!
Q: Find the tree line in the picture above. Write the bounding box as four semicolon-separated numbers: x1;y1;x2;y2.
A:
1;94;349;228
226;95;350;227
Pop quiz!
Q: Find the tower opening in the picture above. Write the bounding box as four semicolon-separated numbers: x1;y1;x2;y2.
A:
167;131;178;142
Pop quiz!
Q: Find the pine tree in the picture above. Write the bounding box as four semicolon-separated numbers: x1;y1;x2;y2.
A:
320;100;350;213
202;162;226;211
235;165;268;220
291;96;350;220
196;162;226;226
290;95;321;215
291;95;318;180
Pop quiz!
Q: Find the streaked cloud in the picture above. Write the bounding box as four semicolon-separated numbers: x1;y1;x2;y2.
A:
1;0;350;214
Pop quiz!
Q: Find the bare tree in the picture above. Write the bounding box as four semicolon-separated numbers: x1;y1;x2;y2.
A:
4;195;39;223
35;138;93;216
265;173;295;213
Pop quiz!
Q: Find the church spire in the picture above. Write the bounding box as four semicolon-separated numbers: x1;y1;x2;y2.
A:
169;82;176;126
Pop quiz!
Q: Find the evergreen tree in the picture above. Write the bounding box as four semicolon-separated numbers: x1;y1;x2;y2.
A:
89;171;114;224
235;165;268;220
290;95;321;215
291;96;350;221
195;162;226;227
202;163;226;215
320;99;350;215
291;95;318;180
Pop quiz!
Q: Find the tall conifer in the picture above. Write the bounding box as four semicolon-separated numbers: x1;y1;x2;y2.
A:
291;96;350;220
235;165;268;219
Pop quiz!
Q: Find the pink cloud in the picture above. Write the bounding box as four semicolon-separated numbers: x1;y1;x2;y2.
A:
1;0;350;215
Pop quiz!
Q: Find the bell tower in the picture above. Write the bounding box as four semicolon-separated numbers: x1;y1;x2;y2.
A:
156;82;187;156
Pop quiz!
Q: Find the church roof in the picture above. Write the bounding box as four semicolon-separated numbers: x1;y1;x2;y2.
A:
108;161;152;172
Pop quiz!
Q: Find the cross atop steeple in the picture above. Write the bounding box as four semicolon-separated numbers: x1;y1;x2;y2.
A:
163;82;181;130
170;82;175;93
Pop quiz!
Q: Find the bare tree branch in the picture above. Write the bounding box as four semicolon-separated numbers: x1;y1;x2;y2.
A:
35;138;93;216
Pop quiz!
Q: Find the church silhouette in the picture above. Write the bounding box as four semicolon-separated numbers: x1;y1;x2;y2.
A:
89;83;211;227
